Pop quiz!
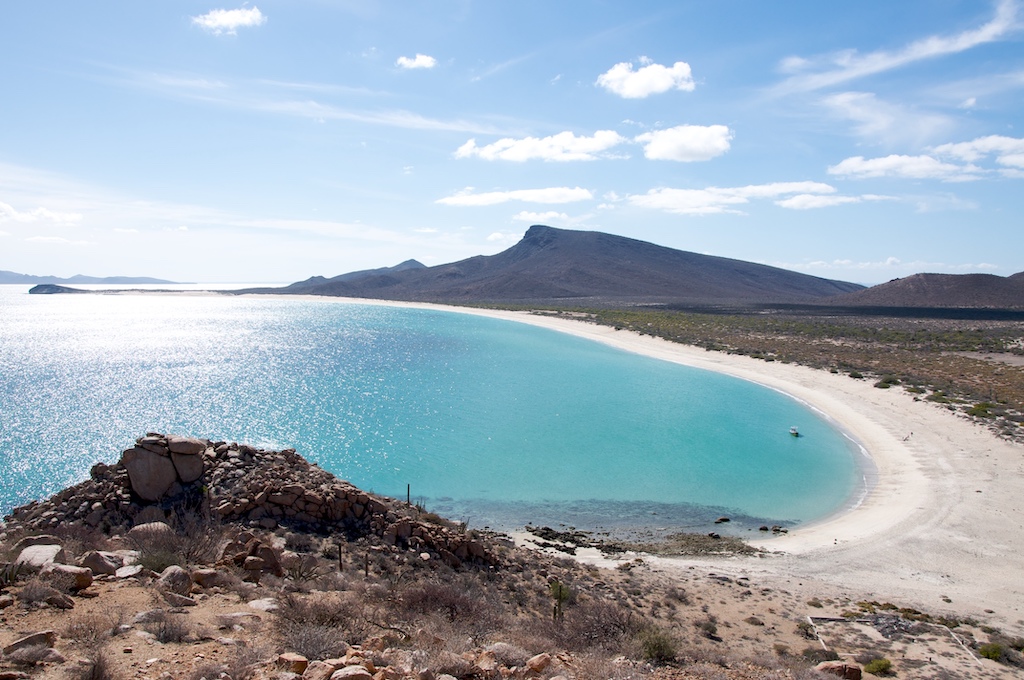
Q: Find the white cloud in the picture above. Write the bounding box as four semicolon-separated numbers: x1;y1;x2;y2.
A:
960;97;978;109
113;228;139;234
512;211;569;223
822;92;953;146
0;201;82;225
775;0;1020;93
437;187;593;206
775;193;893;210
455;130;627;162
0;229;9;237
396;54;437;69
596;57;695;98
191;7;267;36
931;134;1024;164
827;154;981;181
635;125;733;162
628;181;835;215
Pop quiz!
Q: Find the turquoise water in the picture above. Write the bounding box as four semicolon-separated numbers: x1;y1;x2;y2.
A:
0;286;862;534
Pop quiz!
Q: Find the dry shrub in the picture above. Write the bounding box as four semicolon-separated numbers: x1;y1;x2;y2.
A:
544;597;641;653
141;610;194;643
129;512;227;571
18;577;73;609
396;572;504;639
67;650;122;680
274;591;366;660
62;611;123;646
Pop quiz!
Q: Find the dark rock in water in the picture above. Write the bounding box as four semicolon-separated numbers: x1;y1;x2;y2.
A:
28;284;87;294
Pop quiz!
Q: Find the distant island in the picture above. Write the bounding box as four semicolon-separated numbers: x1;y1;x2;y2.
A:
0;269;180;285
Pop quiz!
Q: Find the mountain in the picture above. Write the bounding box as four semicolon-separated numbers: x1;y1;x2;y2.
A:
831;272;1024;309
280;259;426;292
0;270;178;285
269;225;864;306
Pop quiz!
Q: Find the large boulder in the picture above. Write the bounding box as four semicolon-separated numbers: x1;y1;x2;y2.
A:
156;565;193;596
121;446;177;501
816;661;863;680
171;450;204;483
167;435;206;455
41;563;93;590
15;544;65;570
79;551;123;575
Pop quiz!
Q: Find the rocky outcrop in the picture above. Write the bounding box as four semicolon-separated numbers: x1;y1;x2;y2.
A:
2;433;497;570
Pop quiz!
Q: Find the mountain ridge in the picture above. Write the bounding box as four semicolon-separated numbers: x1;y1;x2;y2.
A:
268;225;865;306
0;270;179;285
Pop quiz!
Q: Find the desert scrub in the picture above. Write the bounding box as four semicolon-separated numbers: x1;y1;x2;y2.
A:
978;642;1005;661
142;610;194;643
637;625;677;663
274;590;367;660
863;657;893;675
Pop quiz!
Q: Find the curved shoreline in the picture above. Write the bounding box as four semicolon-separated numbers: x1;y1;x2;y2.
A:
300;297;1024;627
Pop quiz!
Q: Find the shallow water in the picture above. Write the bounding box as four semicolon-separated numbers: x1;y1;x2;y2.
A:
0;285;861;534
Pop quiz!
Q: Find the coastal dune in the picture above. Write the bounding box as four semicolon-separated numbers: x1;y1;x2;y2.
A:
365;301;1024;629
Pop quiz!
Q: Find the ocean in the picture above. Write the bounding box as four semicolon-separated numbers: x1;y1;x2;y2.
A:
0;285;863;536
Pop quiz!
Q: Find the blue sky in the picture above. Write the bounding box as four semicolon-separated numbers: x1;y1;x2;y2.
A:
1;1;1022;284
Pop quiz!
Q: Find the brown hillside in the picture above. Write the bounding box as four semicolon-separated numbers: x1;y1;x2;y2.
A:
831;272;1024;309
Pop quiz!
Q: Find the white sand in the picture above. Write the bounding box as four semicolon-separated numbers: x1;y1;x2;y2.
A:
261;297;1024;628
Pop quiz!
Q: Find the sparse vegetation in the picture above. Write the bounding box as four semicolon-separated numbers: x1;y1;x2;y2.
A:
864;657;894;675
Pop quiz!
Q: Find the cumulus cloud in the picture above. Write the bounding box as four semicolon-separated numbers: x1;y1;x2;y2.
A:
628;181;835;215
437;187;593;206
455;130;627;162
774;0;1019;93
396;54;437;69
191;7;266;36
512;211;569;223
827;154;980;181
931;134;1024;166
775;193;893;210
596;57;695;98
0;201;82;225
635;125;733;162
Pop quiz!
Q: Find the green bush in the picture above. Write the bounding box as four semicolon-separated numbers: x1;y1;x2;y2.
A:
637;626;677;663
864;657;893;675
979;642;1005;661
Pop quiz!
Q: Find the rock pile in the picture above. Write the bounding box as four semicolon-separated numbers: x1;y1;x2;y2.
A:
2;433;496;570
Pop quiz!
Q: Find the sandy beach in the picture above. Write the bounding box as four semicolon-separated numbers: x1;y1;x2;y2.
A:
354;301;1024;633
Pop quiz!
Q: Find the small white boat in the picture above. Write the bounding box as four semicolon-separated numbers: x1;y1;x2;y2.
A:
789;426;799;437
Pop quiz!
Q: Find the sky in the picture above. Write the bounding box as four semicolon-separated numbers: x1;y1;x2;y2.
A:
1;1;1023;285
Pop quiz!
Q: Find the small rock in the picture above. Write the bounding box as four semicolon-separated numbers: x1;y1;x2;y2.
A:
115;564;144;579
248;597;279;612
279;652;309;674
162;591;197;607
302;660;340;680
330;667;373;680
526;652;552;672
